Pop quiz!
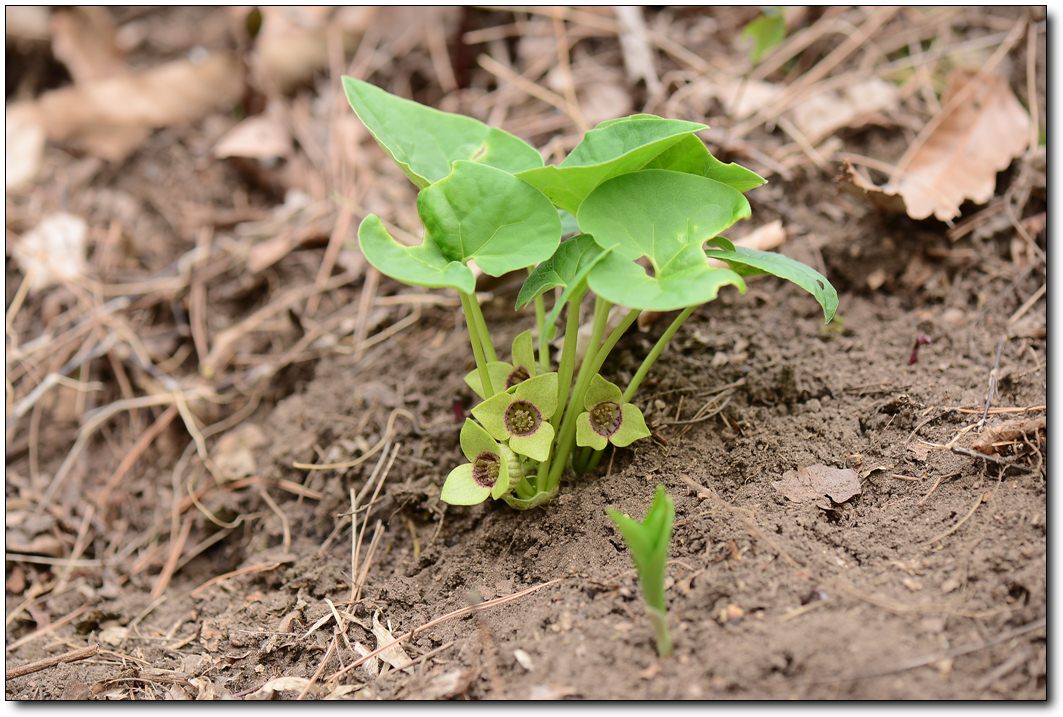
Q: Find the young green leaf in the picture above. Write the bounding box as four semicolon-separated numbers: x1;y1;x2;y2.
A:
578;169;751;311
515;234;606;309
358;214;475;293
706;237;839;322
742;8;787;64
575;375;651;451
643;135;766;193
607;484;675;656
517;115;706;214
342;76;543;188
419;161;561;277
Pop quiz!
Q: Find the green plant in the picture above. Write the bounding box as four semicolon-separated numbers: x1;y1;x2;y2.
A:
608;485;676;657
742;7;787;64
343;77;838;509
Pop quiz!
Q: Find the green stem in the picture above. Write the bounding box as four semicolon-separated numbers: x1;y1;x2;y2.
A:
467;292;497;363
460;292;495;397
547;295;611;492
551;288;586;423
623;306;696;403
534;293;550;372
590;309;639;377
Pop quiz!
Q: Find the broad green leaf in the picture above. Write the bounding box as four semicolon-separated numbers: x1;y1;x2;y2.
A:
515;234;605;310
440;464;491;505
342;77;543;188
579;170;752;310
517;115;706;214
643;135;766;193
418;161;561;277
358;215;475;293
706;238;839;322
742;9;787;64
612;404;650;447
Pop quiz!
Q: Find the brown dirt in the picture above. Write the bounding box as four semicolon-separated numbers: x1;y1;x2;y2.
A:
6;6;1045;701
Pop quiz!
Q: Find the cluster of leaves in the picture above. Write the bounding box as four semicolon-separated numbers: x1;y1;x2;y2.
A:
343;77;837;509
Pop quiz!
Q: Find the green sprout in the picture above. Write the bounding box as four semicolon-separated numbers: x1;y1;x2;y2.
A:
608;485;676;657
742;7;787;64
343;77;839;510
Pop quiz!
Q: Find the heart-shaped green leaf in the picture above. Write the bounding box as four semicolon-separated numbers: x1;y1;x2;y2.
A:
517;115;706;214
706;238;839;322
515;234;605;309
643;135;766;193
418;161;561;277
358;214;475;293
343;77;543;188
578;169;751;310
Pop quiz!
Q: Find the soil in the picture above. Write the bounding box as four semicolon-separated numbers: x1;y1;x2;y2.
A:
5;6;1046;702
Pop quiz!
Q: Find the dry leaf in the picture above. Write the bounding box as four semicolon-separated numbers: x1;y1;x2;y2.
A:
614;7;661;94
6;106;46;189
51;7;125;83
842;70;1030;222
11;53;244;161
214;108;291;161
791;78;897;144
971;417;1045;455
772;464;861;504
372;613;412;670
245;676;312;700
419;669;476;700
6;7;51;41
12;213;88;292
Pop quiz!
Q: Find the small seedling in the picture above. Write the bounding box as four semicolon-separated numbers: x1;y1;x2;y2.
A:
343;77;838;509
608;485;676;657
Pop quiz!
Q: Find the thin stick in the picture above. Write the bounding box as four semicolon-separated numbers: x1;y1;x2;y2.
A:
1008;282;1045;324
924;491;991;546
8;605;89;651
190;561;287;597
977;336;1007;430
96;405;179;509
151;513;193;600
325;578;562;683
6;644;99;680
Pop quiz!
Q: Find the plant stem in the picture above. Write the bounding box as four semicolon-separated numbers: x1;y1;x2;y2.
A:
460;291;494;397
551;288;586;423
647;605;672;658
547;295;611;491
466;292;497;363
534;293;550;372
623;306;696;403
590;309;639;377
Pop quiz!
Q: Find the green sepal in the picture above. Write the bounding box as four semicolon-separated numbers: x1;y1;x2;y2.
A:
509;422;555;462
440;464;490;505
470;390;513;442
575;412;608;451
705;237;839;322
583;374;623;410
418;161;562;277
358;215;475;293
510;330;536;377
459;418;500;462
612;403;651;447
463;362;512;400
517;115;707;214
512;372;559;418
342;76;543;188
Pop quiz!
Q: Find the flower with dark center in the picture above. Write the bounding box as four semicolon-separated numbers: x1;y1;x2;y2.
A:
441;419;511;505
464;330;538;399
472;372;558;462
576;374;650;451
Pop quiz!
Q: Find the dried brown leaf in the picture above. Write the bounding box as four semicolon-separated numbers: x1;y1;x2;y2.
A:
971;417;1045;455
842;70;1030;222
772;464;861;504
51;7;125;83
372;613;412;671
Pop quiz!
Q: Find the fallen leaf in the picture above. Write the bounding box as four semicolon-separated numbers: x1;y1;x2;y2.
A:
11;53;244;161
214;105;291;161
971;417;1045;455
6;105;46;189
353;641;380;678
51;7;125;83
6;7;51;41
12;213;88;292
372;613;412;670
324;684;362;700
418;669;475;700
791;78;898;144
842;70;1030;221
245;676;312;700
772;464;862;503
